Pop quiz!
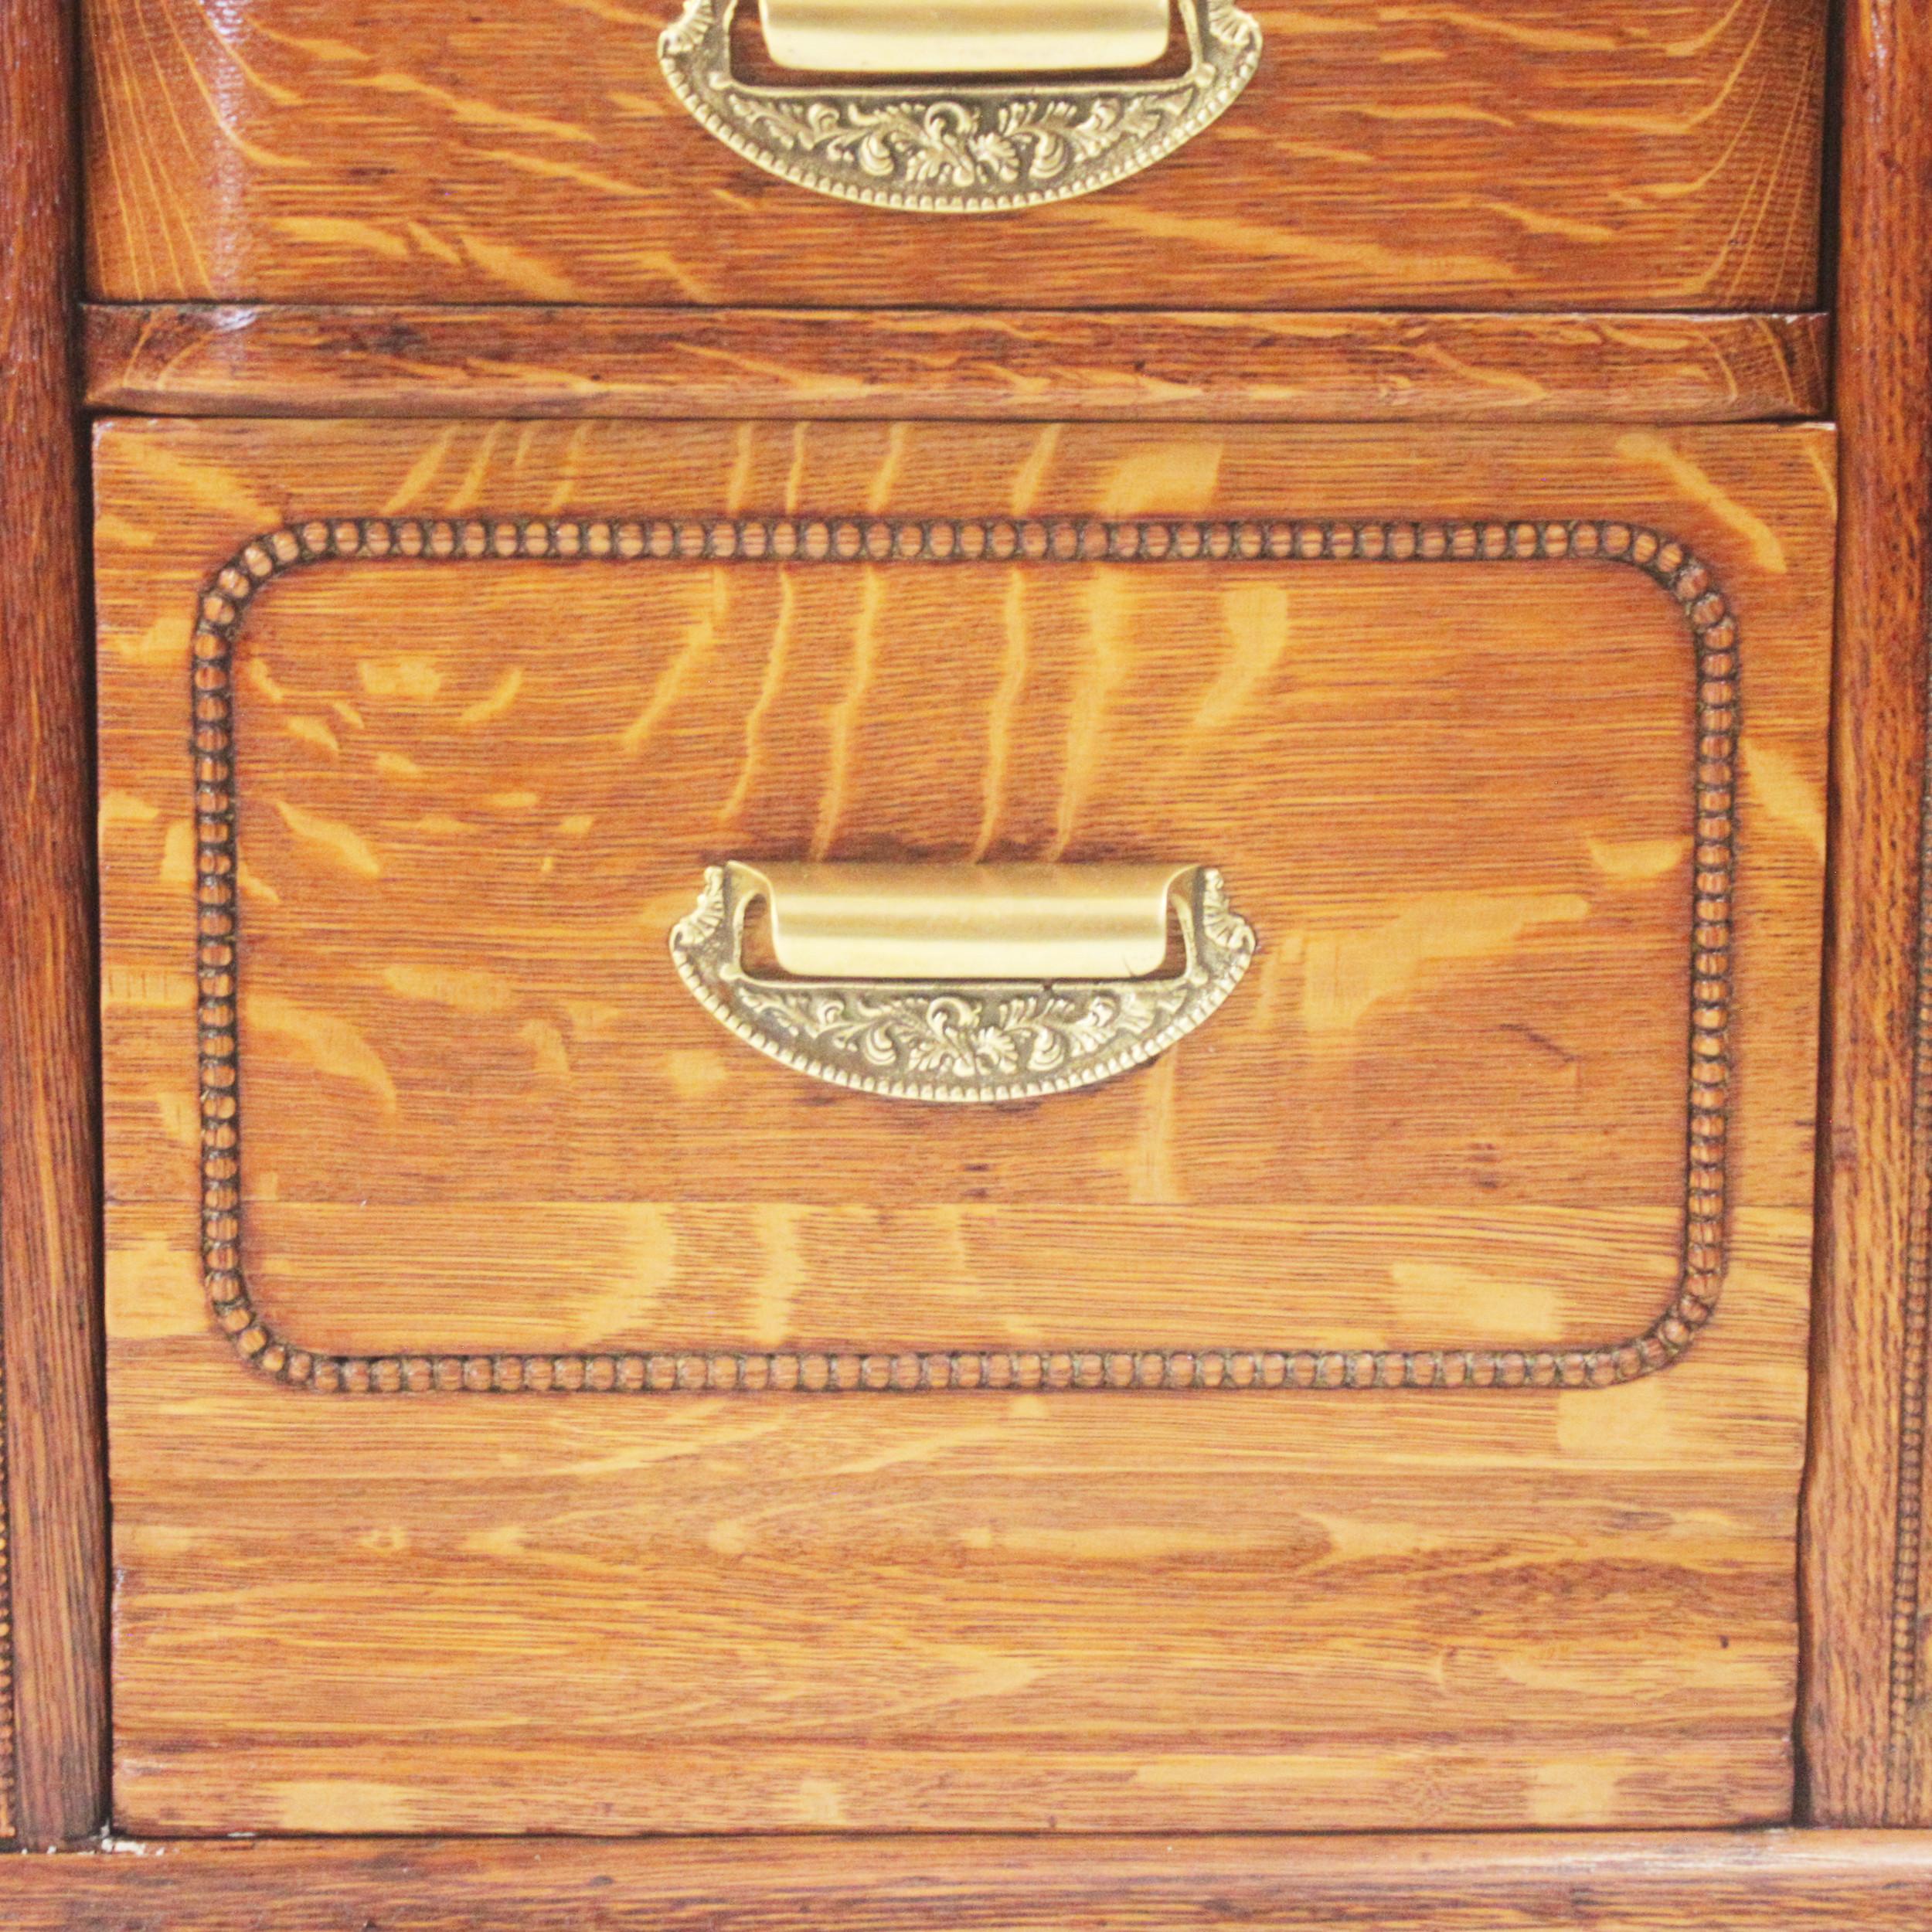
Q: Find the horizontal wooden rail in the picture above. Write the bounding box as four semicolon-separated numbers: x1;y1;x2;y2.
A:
5;1832;1932;1930
83;304;1830;423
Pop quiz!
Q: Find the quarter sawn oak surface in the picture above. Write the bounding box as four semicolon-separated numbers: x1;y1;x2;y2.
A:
0;0;1913;1889
2;0;110;1849
80;306;1834;425
10;1833;1932;1930
95;419;1832;1835
1801;0;1932;1827
81;0;1825;310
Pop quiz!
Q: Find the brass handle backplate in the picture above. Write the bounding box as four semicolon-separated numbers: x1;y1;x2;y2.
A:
657;0;1264;214
668;862;1257;1102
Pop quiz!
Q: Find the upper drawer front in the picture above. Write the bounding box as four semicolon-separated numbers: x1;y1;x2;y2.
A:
83;0;1825;308
98;419;1832;1837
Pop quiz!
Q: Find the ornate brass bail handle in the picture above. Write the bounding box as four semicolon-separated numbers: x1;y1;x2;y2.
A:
657;0;1264;213
668;862;1257;1102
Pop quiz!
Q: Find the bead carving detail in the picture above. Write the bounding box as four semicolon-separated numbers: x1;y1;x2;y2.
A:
187;512;1738;1397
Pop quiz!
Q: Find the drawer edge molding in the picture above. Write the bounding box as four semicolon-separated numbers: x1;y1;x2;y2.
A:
80;305;1833;425
9;1831;1932;1928
189;512;1736;1400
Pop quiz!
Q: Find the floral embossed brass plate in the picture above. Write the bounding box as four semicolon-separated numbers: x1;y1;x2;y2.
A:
657;0;1264;213
670;861;1257;1101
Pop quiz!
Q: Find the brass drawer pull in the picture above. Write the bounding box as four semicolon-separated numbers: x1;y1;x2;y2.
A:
658;0;1263;213
761;0;1176;75
669;861;1256;1101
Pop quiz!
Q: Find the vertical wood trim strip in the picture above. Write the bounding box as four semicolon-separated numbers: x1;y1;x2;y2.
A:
0;1300;11;1841
1802;0;1932;1825
0;0;110;1848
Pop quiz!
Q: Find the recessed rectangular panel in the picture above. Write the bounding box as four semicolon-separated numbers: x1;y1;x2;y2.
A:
98;419;1832;1834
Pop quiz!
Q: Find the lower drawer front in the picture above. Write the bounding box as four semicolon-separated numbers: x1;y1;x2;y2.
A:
96;418;1834;1834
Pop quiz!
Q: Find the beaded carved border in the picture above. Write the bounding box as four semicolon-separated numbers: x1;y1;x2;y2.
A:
190;514;1737;1397
1896;661;1932;1805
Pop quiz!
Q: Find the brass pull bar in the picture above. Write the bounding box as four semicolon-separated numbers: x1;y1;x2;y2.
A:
657;0;1264;214
758;0;1175;75
668;861;1256;1103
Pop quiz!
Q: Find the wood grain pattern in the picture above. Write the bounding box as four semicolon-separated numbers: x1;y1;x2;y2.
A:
80;0;1826;310
97;420;1833;1835
0;0;109;1852
9;1833;1932;1931
80;305;1835;423
181;511;1742;1400
1801;0;1932;1827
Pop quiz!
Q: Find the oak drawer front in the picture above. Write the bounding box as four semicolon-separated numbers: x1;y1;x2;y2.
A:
97;419;1832;1835
83;1;1824;309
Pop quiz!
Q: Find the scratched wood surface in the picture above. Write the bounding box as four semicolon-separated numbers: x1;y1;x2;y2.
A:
97;420;1833;1834
80;305;1834;423
80;1;1826;310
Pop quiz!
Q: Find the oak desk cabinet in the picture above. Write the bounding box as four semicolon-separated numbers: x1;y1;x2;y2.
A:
2;1;1930;1925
